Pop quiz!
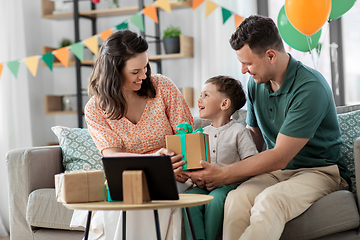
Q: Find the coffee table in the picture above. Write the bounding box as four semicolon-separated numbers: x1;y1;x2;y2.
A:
63;193;213;240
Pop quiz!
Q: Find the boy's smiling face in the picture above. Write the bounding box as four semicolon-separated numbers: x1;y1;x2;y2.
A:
198;83;225;120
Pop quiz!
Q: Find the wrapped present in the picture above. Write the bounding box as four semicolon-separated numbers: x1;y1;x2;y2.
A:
55;169;106;203
166;122;210;170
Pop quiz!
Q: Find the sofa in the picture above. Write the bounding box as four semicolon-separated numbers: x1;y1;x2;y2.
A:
6;104;360;240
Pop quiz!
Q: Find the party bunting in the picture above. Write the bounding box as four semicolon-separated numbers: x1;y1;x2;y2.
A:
221;7;232;24
70;42;84;62
0;0;246;79
84;36;99;55
116;21;129;31
234;14;244;28
156;0;171;13
0;63;3;78
54;47;70;67
193;0;204;10
7;60;20;78
24;56;40;76
42;52;54;71
130;13;145;32
205;1;218;17
143;5;158;23
100;28;113;41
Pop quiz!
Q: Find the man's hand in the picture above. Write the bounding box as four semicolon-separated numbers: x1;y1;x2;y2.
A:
188;160;225;191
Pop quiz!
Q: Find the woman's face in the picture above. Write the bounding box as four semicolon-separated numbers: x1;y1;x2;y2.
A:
121;51;148;93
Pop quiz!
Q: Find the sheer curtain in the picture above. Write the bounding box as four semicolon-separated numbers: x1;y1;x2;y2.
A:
0;0;33;234
192;0;257;116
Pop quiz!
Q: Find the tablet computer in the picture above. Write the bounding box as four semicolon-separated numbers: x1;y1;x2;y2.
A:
102;155;179;201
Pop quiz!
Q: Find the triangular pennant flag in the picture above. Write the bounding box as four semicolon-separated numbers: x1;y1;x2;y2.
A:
192;0;204;10
42;52;54;71
156;0;171;13
116;21;129;31
0;63;3;78
143;5;158;23
70;42;84;61
221;7;232;24
84;36;99;55
234;14;244;28
24;56;40;77
100;28;113;41
205;1;218;17
130;13;144;32
7;60;20;78
54;47;70;67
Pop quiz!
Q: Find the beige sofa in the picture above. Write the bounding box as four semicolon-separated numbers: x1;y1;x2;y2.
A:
6;105;360;240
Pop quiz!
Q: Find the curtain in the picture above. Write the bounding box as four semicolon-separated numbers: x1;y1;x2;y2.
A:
0;0;33;234
192;0;257;116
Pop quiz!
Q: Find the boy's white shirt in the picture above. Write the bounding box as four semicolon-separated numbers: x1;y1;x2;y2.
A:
204;120;258;167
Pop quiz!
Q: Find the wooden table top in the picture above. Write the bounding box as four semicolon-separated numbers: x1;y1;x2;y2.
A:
63;194;213;211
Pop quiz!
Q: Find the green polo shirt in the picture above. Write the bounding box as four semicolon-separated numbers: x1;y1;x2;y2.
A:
246;54;350;185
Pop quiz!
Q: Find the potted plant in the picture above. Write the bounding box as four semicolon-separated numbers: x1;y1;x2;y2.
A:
162;26;181;54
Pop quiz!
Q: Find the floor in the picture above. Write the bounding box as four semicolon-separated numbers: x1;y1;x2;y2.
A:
0;236;9;240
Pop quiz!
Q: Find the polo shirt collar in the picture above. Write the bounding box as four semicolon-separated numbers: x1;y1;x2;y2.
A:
269;53;297;96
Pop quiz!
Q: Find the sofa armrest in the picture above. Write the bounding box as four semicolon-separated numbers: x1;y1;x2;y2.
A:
6;145;63;240
354;137;360;212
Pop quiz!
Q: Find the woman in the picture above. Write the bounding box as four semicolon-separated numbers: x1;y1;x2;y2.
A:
71;30;194;239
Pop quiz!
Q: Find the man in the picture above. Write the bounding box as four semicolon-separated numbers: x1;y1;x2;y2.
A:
188;15;350;240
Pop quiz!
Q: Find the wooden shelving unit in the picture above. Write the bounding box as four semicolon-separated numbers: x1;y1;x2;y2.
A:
42;0;194;126
45;95;77;115
41;0;192;19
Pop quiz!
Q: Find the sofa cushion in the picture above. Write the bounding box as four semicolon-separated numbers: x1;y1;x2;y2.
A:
52;126;103;172
280;190;359;240
26;188;84;231
337;109;360;193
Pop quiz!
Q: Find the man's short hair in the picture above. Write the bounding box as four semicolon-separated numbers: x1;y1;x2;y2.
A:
205;75;246;115
229;15;285;57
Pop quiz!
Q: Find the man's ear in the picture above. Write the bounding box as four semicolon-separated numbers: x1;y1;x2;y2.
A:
221;98;231;110
266;49;276;63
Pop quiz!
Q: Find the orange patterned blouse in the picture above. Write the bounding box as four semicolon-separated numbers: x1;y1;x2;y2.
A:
85;74;194;154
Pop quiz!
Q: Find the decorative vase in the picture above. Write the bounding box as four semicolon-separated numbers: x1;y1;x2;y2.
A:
163;37;180;54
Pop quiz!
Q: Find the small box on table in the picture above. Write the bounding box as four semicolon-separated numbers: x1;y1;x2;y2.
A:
55;170;106;203
166;132;210;170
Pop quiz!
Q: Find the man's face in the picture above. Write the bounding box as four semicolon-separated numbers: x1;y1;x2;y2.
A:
235;44;273;84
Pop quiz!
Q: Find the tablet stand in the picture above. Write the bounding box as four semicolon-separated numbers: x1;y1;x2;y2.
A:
122;170;151;204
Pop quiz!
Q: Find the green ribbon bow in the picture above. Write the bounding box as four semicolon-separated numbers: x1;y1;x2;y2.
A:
175;122;209;170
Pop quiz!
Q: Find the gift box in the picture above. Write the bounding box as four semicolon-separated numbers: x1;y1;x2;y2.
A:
55;170;106;203
166;123;210;170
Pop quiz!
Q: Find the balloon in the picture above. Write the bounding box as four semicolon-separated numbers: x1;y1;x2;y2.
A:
285;0;331;36
277;6;322;52
329;0;356;20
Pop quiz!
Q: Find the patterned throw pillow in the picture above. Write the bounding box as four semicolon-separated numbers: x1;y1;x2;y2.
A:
337;110;360;193
51;126;103;172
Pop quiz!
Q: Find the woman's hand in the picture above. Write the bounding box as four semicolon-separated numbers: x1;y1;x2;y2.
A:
153;148;189;183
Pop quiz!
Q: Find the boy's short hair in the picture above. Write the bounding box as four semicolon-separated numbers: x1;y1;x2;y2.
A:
205;75;246;115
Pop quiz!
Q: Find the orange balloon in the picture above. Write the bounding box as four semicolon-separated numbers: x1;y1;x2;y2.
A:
285;0;331;36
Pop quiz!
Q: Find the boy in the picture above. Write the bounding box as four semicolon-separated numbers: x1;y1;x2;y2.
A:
184;75;258;240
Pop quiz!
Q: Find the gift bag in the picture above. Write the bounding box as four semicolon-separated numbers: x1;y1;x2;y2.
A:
55;169;106;203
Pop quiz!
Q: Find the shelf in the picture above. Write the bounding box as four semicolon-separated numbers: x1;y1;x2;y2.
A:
149;35;193;60
45;95;77;115
43;35;193;67
42;0;192;20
